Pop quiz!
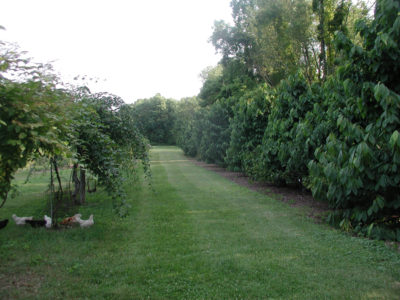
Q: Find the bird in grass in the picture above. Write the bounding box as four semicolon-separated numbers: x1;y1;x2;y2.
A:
0;219;8;230
44;215;52;229
26;219;46;228
60;214;81;226
76;214;94;228
25;220;46;228
12;214;33;225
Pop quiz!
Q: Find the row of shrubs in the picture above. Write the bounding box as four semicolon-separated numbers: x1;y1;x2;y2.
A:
173;1;400;240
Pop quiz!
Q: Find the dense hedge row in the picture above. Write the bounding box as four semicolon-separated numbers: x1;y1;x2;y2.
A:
173;0;400;240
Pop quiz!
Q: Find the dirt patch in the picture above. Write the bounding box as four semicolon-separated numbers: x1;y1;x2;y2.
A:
0;270;43;298
190;159;330;222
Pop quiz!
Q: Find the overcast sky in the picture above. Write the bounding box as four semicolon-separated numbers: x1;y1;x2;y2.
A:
0;0;232;103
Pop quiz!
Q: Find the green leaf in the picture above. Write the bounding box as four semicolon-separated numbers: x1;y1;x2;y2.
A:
361;211;368;222
380;33;389;45
6;140;21;146
377;175;386;188
392;198;400;209
389;130;400;149
367;223;374;237
353;155;361;169
367;206;374;216
374;84;390;101
376;195;385;209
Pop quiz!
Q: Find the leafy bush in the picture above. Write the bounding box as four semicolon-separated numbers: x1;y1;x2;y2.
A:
308;0;400;239
173;97;203;157
198;101;231;165
174;100;230;165
0;43;150;214
176;60;258;165
257;72;314;186
225;84;271;173
70;89;150;215
0;46;71;206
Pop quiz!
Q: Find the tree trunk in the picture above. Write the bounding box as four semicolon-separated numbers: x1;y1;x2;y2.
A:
0;192;8;209
72;163;80;204
52;158;63;195
302;46;313;84
79;168;86;204
72;164;86;205
87;177;97;193
319;0;327;80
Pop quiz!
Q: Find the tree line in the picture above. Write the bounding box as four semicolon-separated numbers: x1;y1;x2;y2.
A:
132;0;400;241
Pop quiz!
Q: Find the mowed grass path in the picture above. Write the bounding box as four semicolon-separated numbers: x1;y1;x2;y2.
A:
1;146;400;299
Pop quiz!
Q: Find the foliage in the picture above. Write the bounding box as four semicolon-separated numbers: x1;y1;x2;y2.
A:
198;65;224;106
172;0;400;240
199;61;257;107
130;94;176;145
173;97;202;157
256;72;314;185
70;89;150;215
174;60;258;165
212;0;370;84
195;63;240;164
308;0;400;239
174;102;229;164
225;84;271;173
212;0;316;85
0;43;71;206
0;42;150;215
198;101;231;165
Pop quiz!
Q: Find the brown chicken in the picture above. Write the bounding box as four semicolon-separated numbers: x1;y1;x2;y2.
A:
60;214;81;226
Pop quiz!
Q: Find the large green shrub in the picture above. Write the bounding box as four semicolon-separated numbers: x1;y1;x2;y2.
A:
225;84;271;173
198;101;231;165
173;97;203;157
257;72;314;186
308;0;400;240
179;59;258;165
0;47;71;206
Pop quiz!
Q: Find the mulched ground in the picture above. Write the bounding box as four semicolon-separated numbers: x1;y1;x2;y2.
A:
189;159;330;222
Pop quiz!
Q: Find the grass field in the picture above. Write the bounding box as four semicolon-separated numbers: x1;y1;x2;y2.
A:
1;146;400;299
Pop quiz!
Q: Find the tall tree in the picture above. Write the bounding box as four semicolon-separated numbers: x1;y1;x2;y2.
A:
212;0;316;85
130;94;177;145
312;0;355;79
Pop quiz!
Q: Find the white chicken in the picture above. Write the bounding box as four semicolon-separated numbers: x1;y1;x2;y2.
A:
76;214;94;228
44;215;52;228
12;214;33;225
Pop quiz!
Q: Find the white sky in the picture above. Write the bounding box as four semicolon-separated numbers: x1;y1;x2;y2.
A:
0;0;232;103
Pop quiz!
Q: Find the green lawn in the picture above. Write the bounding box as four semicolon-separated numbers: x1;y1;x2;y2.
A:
1;146;400;299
